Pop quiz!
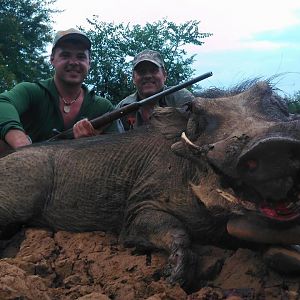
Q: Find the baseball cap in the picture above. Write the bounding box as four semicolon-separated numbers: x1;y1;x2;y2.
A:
132;49;165;69
52;28;91;50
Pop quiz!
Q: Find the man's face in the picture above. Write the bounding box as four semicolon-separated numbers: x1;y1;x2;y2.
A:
133;61;167;99
50;40;90;86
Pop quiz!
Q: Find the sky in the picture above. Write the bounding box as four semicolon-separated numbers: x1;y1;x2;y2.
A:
52;0;300;96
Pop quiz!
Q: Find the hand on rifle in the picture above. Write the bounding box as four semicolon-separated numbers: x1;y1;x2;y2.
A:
73;118;103;139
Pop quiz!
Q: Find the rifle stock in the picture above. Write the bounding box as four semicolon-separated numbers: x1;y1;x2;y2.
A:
47;71;213;141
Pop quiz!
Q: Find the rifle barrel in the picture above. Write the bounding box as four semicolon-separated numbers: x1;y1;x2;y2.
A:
139;72;212;105
48;71;213;141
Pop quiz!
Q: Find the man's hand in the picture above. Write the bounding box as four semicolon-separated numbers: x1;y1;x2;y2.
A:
5;129;32;149
73;118;103;139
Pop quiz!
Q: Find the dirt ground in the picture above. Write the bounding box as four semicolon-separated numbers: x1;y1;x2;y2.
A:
0;228;299;300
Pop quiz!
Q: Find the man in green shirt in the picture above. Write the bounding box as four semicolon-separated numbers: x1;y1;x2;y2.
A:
116;49;194;131
0;28;118;152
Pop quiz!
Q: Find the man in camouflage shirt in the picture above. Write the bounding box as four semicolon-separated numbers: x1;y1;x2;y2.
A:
116;49;194;132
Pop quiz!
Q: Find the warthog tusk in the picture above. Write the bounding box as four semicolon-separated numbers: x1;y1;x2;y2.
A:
216;188;256;211
181;132;200;150
216;188;238;203
181;132;214;156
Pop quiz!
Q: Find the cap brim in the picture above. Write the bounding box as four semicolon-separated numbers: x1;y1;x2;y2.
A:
54;33;91;50
133;59;161;69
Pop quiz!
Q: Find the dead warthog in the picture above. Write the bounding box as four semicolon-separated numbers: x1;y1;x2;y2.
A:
1;81;300;291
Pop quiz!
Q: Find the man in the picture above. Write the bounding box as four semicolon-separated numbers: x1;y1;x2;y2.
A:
0;28;118;152
116;49;194;131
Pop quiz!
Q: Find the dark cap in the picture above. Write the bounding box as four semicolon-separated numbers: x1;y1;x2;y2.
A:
52;28;91;50
132;49;165;69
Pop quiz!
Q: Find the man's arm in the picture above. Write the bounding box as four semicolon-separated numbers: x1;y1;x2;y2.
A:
166;88;195;107
72;118;101;138
0;82;34;146
4;129;31;149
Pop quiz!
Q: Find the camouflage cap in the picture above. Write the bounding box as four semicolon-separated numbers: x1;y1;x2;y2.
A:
52;28;91;50
132;50;165;69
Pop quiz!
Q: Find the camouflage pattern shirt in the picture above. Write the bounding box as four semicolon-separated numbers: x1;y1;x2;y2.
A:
116;87;194;132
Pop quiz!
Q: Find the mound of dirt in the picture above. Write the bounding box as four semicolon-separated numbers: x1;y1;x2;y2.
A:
0;228;299;300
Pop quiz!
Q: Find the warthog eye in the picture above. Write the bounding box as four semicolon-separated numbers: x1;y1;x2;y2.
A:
245;159;258;171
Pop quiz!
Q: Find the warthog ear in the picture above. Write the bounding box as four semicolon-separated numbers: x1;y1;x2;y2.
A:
151;106;190;140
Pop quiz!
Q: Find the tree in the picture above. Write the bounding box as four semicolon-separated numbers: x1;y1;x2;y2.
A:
82;17;212;104
81;20;131;103
0;0;59;91
286;91;300;113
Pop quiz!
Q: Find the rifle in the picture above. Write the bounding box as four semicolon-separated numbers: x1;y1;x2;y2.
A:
48;71;213;141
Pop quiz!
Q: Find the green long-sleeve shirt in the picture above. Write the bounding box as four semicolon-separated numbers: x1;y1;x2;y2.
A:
0;78;118;142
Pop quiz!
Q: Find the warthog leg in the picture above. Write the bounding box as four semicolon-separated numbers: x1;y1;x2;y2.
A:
0;150;53;238
121;209;197;291
227;214;300;244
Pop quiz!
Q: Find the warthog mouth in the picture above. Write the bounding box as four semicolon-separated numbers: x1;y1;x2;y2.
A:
216;184;300;223
232;137;300;223
259;199;300;222
218;174;300;222
185;132;300;223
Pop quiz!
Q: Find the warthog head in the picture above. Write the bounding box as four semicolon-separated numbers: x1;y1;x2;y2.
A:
156;82;300;243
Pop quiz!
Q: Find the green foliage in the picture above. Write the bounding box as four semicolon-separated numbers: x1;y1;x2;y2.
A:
294;91;300;102
81;20;132;103
82;17;212;104
285;91;300;114
0;3;212;103
0;0;58;91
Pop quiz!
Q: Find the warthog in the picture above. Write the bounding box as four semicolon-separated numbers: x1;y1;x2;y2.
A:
1;82;300;290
